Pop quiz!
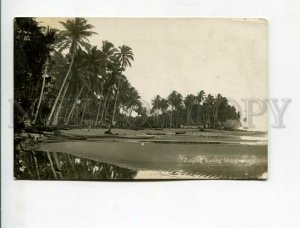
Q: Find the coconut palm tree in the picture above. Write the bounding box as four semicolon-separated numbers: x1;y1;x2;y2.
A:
160;98;169;128
106;45;134;134
101;41;117;64
119;82;141;126
184;94;196;125
212;93;223;127
114;45;134;68
203;94;214;128
94;41;117;127
46;18;97;126
167;91;183;128
64;49;96;125
32;62;49;124
50;51;71;125
196;90;205;127
151;95;162;127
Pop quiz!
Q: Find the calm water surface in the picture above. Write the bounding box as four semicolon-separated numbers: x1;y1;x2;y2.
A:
15;130;267;180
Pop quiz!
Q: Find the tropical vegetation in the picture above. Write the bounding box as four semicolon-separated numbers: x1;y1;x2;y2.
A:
14;17;241;133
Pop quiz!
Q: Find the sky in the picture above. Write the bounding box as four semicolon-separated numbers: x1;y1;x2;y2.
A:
39;18;268;131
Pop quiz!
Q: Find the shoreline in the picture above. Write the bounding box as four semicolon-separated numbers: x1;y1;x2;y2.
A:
15;127;268;180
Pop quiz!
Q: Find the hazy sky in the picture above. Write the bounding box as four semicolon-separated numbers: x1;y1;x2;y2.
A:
39;18;267;130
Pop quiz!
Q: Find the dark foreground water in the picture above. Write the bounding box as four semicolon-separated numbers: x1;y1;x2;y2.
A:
15;150;137;180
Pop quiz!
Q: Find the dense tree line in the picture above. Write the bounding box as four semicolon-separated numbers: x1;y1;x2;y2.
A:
14;17;240;132
150;91;241;130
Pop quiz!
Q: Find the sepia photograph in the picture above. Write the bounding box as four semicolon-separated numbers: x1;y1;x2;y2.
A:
14;17;268;180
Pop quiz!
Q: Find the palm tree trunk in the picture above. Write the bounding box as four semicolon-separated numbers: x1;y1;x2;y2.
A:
65;85;84;125
32;69;47;124
52;79;71;125
190;107;192;125
94;87;104;127
100;90;111;126
80;94;89;125
186;107;189;125
99;101;106;126
104;99;111;125
107;79;121;133
63;103;70;123
63;95;73;123
94;101;102;127
202;109;205;127
170;107;173;128
46;49;75;126
197;105;200;127
214;105;219;124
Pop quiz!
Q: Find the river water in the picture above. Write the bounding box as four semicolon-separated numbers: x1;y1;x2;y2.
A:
15;129;268;180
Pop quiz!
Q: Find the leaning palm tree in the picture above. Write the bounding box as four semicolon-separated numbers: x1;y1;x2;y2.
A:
46;18;97;126
106;45;134;134
32;62;49;124
50;51;71;125
64;50;95;125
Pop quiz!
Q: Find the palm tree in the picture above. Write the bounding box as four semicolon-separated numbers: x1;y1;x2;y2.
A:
50;51;72;125
167;91;183;128
119;82;141;126
184;94;196;125
101;41;117;62
213;93;223;127
114;45;134;68
160;98;169;128
46;18;97;126
196;90;205;127
64;49;96;125
151;95;162;127
32;62;49;124
204;94;214;128
106;45;134;134
94;41;116;127
80;94;90;125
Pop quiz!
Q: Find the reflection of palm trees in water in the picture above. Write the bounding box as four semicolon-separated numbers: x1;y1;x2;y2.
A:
15;143;137;180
